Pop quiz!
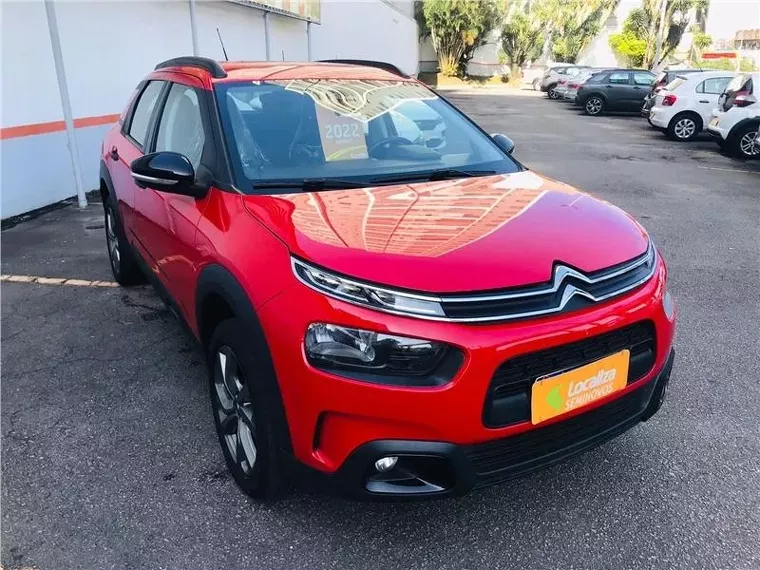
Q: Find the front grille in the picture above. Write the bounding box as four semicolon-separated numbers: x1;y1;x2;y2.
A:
438;241;657;323
484;321;656;427
466;378;656;488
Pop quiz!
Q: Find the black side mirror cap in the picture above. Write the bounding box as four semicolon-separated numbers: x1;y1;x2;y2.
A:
491;133;515;155
130;152;208;198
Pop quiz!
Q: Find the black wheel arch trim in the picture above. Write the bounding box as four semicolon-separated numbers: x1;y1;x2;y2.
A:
728;117;760;142
100;160;115;196
196;263;294;454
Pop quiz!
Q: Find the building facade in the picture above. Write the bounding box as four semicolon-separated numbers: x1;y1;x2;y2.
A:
0;0;419;219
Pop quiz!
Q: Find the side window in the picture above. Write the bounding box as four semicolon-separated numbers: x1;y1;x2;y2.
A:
154;84;206;170
127;81;165;148
633;73;654;86
700;77;733;95
608;72;630;85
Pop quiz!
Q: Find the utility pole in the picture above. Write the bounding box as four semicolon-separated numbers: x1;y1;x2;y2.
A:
652;0;668;72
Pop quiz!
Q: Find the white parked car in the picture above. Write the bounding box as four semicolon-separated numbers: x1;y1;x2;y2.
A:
648;71;737;141
706;72;760;158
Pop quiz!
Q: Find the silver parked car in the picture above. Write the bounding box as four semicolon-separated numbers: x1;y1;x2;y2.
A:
541;65;589;99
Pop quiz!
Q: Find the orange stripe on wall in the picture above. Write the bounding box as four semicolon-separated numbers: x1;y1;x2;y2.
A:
0;113;121;140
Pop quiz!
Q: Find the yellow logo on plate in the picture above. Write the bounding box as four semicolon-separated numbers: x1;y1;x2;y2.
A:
531;350;630;425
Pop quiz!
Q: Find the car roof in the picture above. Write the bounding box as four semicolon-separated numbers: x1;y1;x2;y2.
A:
152;57;410;85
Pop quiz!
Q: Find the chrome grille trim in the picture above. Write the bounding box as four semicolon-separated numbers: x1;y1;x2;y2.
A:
292;240;658;323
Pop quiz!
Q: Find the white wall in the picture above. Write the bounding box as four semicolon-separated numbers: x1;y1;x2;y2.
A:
55;1;194;121
196;1;268;60
0;0;420;219
1;0;63;127
312;0;418;75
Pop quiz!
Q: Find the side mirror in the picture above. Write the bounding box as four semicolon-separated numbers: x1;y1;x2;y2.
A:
130;152;207;198
491;133;515;155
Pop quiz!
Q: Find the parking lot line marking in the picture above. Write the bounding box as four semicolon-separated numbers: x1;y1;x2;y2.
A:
697;165;758;174
0;274;119;288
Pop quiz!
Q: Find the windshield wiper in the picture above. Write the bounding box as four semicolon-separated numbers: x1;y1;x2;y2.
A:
370;169;497;185
253;178;368;191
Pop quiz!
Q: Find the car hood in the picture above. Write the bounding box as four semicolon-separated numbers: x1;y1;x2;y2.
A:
242;171;649;294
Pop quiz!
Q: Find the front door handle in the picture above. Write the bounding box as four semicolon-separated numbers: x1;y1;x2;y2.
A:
699;100;710;103
109;146;119;161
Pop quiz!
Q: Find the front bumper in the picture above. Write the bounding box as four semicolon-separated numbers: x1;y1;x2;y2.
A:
333;350;674;499
259;258;675;483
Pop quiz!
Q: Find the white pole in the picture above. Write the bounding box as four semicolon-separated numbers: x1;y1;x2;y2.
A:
44;0;87;209
189;0;199;56
264;12;271;60
307;21;313;61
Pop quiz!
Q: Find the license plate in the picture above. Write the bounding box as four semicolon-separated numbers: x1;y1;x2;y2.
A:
531;350;630;425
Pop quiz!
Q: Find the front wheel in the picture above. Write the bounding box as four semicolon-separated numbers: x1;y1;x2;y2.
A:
208;318;286;500
732;123;760;159
584;96;604;116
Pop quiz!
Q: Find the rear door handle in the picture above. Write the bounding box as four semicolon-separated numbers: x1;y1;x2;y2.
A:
109;146;119;160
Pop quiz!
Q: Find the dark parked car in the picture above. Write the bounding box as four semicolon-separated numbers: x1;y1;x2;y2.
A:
641;68;701;116
576;69;656;116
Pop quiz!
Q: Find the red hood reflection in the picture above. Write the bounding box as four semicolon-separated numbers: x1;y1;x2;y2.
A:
242;172;649;293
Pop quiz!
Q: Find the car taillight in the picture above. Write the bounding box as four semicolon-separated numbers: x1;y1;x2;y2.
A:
662;94;677;106
568;83;579;89
558;79;566;85
734;93;756;107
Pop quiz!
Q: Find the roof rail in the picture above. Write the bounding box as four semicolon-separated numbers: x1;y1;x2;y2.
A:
318;59;410;78
154;56;227;79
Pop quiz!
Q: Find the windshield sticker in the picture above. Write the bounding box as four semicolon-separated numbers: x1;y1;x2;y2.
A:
314;105;369;161
269;79;438;123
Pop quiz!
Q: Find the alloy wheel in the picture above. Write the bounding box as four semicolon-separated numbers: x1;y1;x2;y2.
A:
548;87;558;99
106;206;121;272
585;98;602;115
674;118;696;140
739;131;759;157
214;346;258;474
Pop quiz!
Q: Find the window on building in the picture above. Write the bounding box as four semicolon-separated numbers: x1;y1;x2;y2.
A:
127;81;165;148
608;72;630;85
154;84;206;170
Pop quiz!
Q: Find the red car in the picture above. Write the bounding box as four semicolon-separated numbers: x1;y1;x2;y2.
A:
100;57;676;499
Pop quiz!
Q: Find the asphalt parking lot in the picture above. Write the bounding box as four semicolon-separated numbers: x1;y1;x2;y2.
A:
2;91;759;570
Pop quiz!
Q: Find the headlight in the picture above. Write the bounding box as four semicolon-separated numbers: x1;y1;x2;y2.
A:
305;323;461;386
292;258;445;318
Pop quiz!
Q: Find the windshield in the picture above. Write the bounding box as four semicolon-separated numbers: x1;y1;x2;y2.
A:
215;79;519;192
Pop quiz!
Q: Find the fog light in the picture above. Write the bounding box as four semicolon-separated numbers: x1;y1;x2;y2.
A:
374;456;398;473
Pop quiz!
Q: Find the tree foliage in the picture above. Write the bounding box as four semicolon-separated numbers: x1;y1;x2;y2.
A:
500;8;544;78
419;0;502;76
538;0;620;63
609;0;706;69
609;31;647;66
698;57;757;72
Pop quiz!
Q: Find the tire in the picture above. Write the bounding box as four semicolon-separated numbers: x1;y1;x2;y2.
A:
731;123;760;159
547;84;559;99
533;78;540;91
667;112;702;142
104;196;145;286
584;96;605;116
208;318;286;500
